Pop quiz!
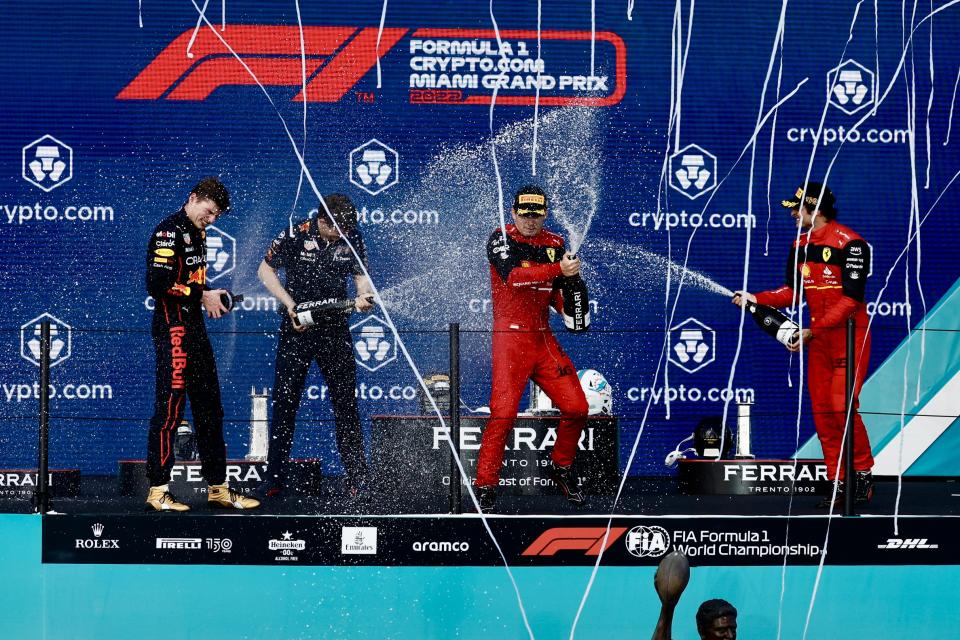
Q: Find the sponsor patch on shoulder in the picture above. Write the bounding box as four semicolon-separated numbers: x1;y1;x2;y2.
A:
155;248;175;257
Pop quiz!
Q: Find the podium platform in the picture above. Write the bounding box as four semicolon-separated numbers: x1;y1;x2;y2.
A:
117;459;323;496
370;415;620;505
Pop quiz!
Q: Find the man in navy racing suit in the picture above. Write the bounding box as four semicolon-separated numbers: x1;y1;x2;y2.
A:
257;194;375;498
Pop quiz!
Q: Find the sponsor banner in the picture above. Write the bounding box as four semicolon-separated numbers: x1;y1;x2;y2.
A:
4;0;957;482
407;29;625;105
117;26;626;107
370;416;620;497
12;135;119;223
0;469;81;500
627;210;758;232
5;312;115;404
779;59;909;147
677;459;830;496
42;514;960;567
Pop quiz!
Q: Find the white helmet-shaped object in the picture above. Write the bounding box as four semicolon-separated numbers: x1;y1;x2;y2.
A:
578;369;612;415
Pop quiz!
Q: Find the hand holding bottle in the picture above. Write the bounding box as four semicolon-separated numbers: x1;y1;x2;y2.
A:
731;291;757;307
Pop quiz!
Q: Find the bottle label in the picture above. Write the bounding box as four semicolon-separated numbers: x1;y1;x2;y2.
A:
295;310;315;327
563;311;590;330
776;320;800;346
560;276;590;332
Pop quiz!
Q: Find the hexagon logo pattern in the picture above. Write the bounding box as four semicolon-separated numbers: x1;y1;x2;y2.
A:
205;225;236;282
350;314;396;372
668;317;715;373
22;135;73;192
349;139;399;196
21;312;72;368
668;144;717;200
827;59;875;115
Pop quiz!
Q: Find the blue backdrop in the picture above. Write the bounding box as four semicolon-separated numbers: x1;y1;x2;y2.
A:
1;0;958;477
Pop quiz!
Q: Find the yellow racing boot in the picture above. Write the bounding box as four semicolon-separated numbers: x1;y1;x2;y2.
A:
144;485;191;512
207;483;260;510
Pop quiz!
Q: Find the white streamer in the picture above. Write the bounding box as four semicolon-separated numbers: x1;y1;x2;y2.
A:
532;0;542;176
489;0;509;247
375;0;389;88
185;4;535;638
590;0;596;77
944;65;960;144
569;79;808;639
186;0;211;58
288;0;307;238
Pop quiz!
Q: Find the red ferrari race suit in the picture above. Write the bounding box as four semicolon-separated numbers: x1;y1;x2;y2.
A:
474;224;588;488
755;220;873;480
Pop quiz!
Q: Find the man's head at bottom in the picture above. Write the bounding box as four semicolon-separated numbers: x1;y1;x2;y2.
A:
696;599;737;639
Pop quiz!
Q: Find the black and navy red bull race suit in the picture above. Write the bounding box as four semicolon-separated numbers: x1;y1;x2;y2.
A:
475;224;588;488
145;209;227;487
261;218;369;490
754;220;874;480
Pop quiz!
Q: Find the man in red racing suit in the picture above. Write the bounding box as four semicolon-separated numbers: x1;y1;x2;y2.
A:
734;182;874;506
474;185;589;513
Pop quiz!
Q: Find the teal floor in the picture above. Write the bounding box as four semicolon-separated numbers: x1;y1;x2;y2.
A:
1;514;957;639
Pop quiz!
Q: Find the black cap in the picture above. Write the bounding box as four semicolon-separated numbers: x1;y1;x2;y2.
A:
513;185;548;212
781;182;836;213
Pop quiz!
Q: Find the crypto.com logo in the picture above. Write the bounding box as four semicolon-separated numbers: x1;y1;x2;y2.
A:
521;527;627;556
116;26;407;101
668;317;715;373
350;139;399;196
668;144;716;200
20;313;72;368
205;225;235;282
827;59;875;115
22;135;72;192
350;315;396;372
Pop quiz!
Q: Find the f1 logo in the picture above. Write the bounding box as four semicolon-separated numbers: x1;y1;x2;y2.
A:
521;527;627;556
117;26;407;101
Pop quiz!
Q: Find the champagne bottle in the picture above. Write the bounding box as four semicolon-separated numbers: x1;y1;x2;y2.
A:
290;298;356;328
219;291;244;311
746;302;799;347
558;273;590;332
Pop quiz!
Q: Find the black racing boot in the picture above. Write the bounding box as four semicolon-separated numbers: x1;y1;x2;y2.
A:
855;471;874;504
475;485;497;514
257;478;284;499
548;462;586;507
816;485;844;509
